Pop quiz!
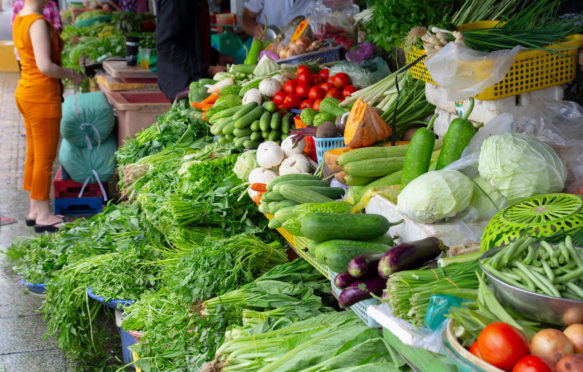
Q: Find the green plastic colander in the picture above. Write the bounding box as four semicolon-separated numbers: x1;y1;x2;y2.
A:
481;193;583;251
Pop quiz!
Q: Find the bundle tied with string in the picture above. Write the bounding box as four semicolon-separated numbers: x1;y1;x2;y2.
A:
58;136;116;201
60;91;115;148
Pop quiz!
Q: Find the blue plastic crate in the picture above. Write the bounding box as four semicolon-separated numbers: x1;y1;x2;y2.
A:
330;271;381;328
277;46;343;65
54;196;103;215
313;137;345;164
120;328;136;367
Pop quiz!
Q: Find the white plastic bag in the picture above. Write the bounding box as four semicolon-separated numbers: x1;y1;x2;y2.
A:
425;42;523;101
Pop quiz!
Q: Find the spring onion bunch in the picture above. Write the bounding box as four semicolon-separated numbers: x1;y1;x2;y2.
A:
382;259;480;327
449;0;520;27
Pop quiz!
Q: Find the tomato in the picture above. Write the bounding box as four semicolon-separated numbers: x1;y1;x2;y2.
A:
477;322;530;371
325;87;343;100
320;82;334;92
299;99;312;110
319;68;330;80
310;74;324;85
327;76;335;85
308;86;325;101
297;71;311;85
511;355;553;372
284;80;298;94
283;94;300;110
312;98;322;111
296;65;311;76
469;342;482;359
333;72;351;89
296;82;310;99
272;91;286;106
342;85;357;98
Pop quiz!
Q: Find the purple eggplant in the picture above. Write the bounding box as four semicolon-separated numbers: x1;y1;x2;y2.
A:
347;252;385;279
334;272;357;289
338;276;386;308
378;237;447;279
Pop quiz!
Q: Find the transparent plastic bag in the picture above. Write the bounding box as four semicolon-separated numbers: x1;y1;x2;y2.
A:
425;42;523;101
307;1;357;49
329;57;390;88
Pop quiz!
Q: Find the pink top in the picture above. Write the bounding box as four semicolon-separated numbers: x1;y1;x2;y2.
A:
11;1;62;33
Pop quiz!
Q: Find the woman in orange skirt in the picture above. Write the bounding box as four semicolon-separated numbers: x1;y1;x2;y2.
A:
13;0;83;233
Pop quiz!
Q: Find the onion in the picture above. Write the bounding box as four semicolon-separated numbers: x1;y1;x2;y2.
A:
531;329;574;366
564;324;583;354
556;354;583;372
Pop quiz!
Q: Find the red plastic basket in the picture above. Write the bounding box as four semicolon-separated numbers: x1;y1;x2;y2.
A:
53;166;104;198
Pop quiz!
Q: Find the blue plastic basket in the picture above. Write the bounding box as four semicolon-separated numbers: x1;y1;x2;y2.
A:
277;46;343;65
86;287;134;309
54;196;103;216
313;137;345;164
120;328;136;367
20;279;47;295
330;271;381;328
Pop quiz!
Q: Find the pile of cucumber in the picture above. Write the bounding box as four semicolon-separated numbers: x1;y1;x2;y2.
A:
209;101;292;149
258;174;346;217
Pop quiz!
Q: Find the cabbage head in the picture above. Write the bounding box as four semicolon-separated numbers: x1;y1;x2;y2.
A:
469;177;507;221
478;133;566;203
397;170;473;223
233;150;258;180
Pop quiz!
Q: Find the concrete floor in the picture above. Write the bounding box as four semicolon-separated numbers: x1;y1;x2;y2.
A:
0;70;70;371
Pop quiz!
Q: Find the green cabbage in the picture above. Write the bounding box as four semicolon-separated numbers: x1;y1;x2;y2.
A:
397;170;473;223
469;177;507;220
233;151;258;180
478;133;566;203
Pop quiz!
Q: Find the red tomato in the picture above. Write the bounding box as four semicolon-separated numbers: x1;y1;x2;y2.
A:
319;68;330;80
320;82;334;92
299;99;312;110
296;82;310;99
296;65;311;75
297;71;311;85
283;94;300;110
310;74;324;85
469;342;482;359
284;80;298;94
333;72;351;89
272;91;286;106
327;76;335;85
512;355;553;372
308;86;325;101
342;85;357;98
312;98;322;111
477;322;530;371
325;87;343;100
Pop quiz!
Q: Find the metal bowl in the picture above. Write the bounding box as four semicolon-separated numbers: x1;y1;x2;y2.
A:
479;246;583;326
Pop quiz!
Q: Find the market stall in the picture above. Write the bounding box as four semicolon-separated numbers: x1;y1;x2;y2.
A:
6;0;583;371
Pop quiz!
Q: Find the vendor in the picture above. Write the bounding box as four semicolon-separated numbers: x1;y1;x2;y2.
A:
242;0;313;39
156;0;235;100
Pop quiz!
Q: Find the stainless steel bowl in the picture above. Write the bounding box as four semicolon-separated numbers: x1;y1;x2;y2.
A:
479;246;583;326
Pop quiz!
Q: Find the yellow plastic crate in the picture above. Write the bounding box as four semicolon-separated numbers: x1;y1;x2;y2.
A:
406;21;583;100
294;236;332;280
264;213;296;247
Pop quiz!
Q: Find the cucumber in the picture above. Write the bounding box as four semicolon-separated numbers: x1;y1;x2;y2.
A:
401;113;437;188
218;136;228;145
210;119;230;135
351;170;403;203
278;184;333;204
267;179;328;191
301;213;390;242
225;133;234;142
232;102;257;121
304;186;345;199
273;205;298;223
235;106;264;129
243;140;260;149
250;132;262;141
268;217;283;229
268;130;281;142
263;101;276;112
234;136;250;149
260;111;272;132
343;157;405;178
261;191;286;203
209;105;242;121
271;200;298;214
344;175;377;186
315;239;392;273
262;131;270;139
222;122;236;135
281;112;291;134
258;202;267;213
267;174;321;190
270;112;281;131
233;128;252;137
308;240;319;256
250;120;260;132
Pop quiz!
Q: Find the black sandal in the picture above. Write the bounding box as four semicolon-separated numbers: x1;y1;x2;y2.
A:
25;218;36;227
34;221;64;233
